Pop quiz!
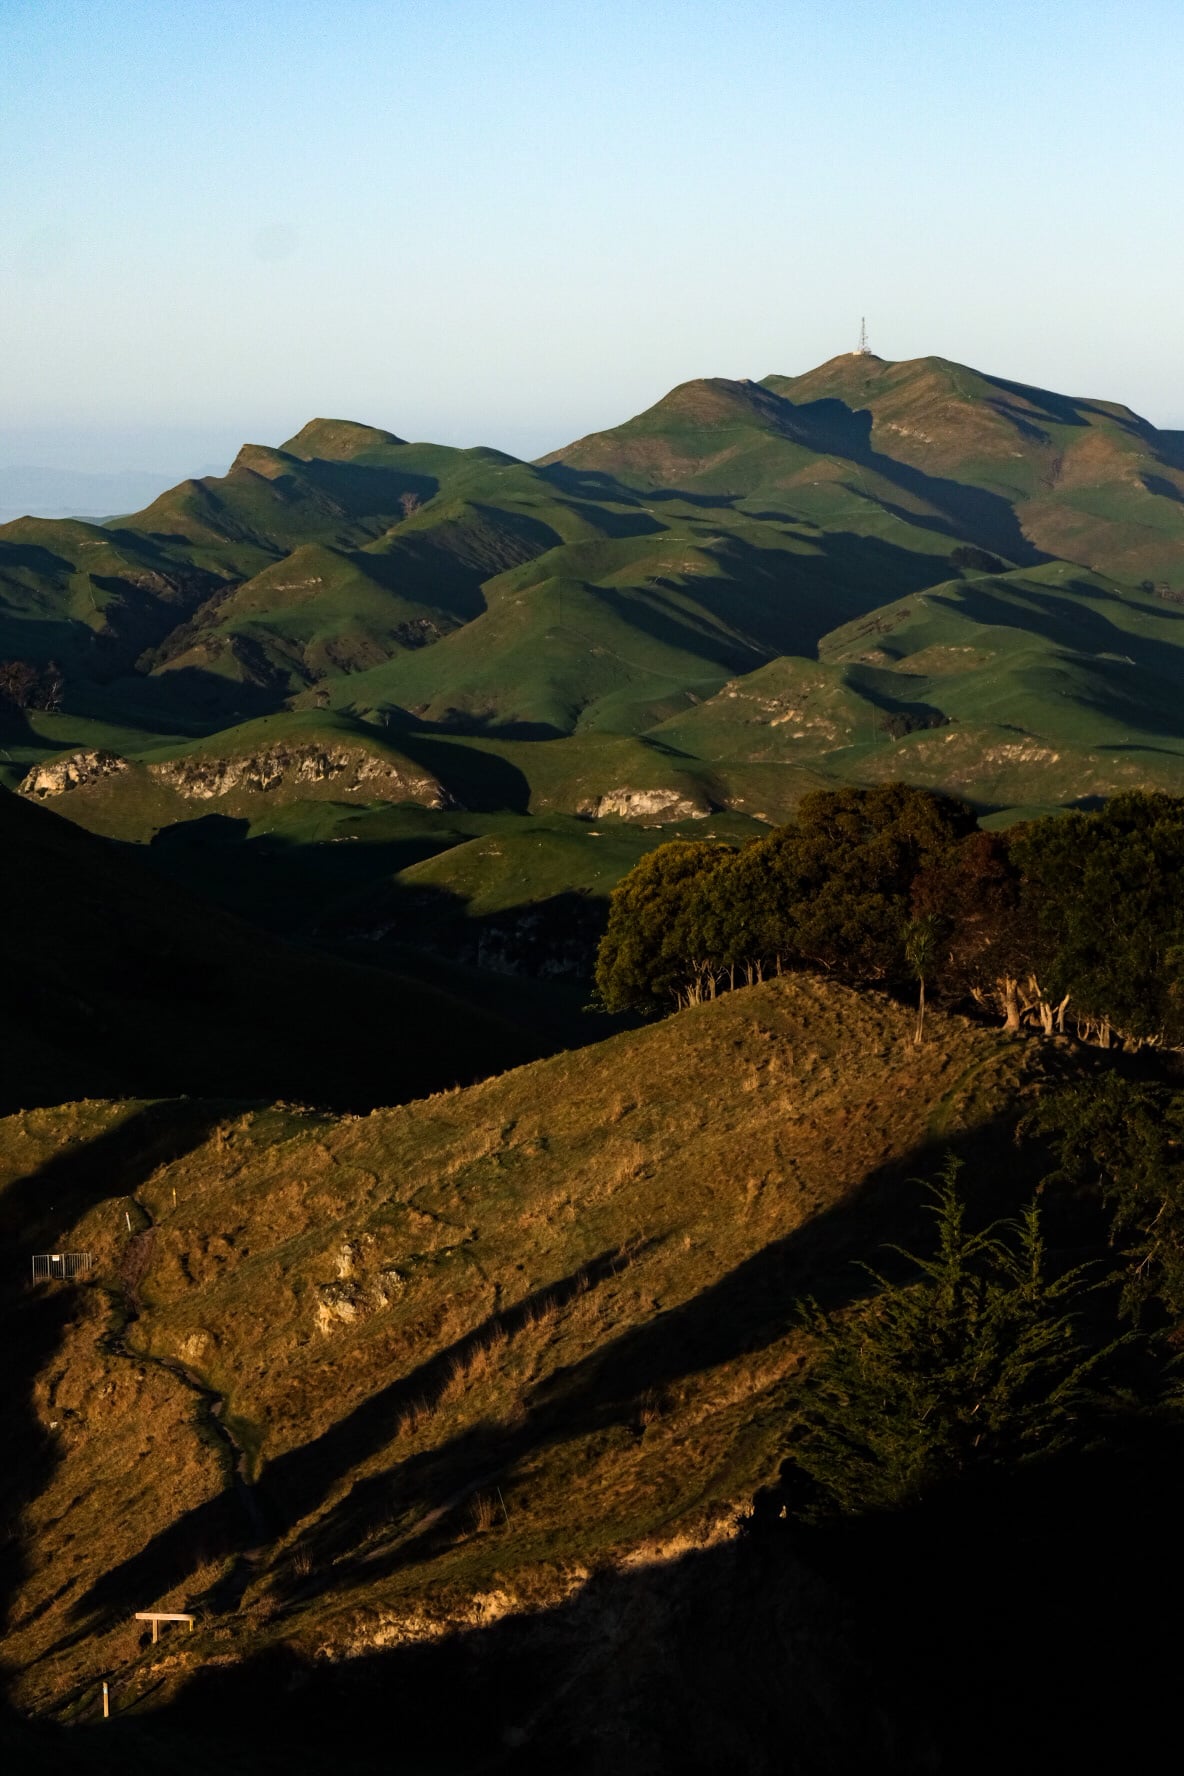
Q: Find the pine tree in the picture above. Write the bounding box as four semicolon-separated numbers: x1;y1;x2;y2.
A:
787;1161;1117;1516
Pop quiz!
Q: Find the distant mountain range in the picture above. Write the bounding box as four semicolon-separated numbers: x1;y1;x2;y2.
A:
4;350;1184;954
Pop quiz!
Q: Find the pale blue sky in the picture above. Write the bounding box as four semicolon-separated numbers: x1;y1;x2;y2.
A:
2;0;1182;477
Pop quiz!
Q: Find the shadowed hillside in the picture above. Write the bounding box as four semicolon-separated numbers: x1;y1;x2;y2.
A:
0;787;538;1112
1;976;1049;1763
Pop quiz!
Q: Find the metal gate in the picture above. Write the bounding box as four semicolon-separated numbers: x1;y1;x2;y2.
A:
31;1252;94;1281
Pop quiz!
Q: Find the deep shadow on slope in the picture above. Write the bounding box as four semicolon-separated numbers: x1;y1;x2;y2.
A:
764;1425;1184;1776
147;819;628;1049
0;788;539;1112
59;1533;890;1776
143;816;624;1038
929;575;1184;652
584;528;956;671
70;1249;643;1625
276;1105;1041;1595
545;389;1050;570
36;1427;1184;1775
72;1105;1041;1630
768;395;1050;565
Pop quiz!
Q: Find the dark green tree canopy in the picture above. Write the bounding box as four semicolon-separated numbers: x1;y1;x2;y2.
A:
1010;792;1184;1045
765;783;976;979
595;783;975;1013
594;837;737;1012
595;785;1184;1048
1028;1075;1184;1327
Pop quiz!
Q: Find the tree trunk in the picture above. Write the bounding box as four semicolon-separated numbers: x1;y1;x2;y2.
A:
913;977;926;1046
1002;976;1021;1032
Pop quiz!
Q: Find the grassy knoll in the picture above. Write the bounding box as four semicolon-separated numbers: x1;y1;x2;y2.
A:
1;977;1045;1763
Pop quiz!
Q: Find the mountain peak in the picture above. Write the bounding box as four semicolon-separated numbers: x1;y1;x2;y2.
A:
280;418;405;461
230;442;300;479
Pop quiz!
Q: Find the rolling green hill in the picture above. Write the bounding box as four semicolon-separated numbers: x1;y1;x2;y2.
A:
653;561;1184;809
552;353;1184;589
764;353;1184;586
5;352;1184;983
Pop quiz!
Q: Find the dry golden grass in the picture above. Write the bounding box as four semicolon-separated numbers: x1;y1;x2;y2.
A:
1;976;1046;1715
470;1494;499;1534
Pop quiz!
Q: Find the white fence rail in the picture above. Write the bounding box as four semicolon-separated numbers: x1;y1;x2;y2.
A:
31;1252;94;1281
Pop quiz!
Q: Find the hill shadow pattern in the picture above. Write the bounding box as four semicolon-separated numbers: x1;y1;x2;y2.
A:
72;1107;1037;1630
38;1111;1184;1773
18;1431;1184;1776
768;395;1051;568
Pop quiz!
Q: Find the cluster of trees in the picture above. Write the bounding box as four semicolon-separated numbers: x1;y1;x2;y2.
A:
595;784;1184;1050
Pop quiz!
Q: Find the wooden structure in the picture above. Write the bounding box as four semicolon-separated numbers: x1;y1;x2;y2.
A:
31;1251;93;1282
135;1611;195;1643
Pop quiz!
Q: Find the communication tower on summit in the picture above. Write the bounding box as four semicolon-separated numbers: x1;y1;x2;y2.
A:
858;317;870;355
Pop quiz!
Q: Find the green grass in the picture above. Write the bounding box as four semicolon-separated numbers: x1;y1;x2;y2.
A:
7;352;1184;964
649;565;1184;809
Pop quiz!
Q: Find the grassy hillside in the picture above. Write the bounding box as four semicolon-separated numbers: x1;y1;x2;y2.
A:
654;562;1184;809
1;977;1046;1768
8;357;1184;1775
551;352;1184;590
5;356;1184;1008
0;517;226;682
765;353;1184;586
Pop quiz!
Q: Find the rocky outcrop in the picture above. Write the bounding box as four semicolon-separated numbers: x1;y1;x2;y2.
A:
20;750;131;797
576;787;708;821
330;1504;743;1656
314;1237;406;1335
149;742;451;806
20;741;454;809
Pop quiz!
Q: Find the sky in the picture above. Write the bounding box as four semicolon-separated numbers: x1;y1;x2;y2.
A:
2;0;1183;483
